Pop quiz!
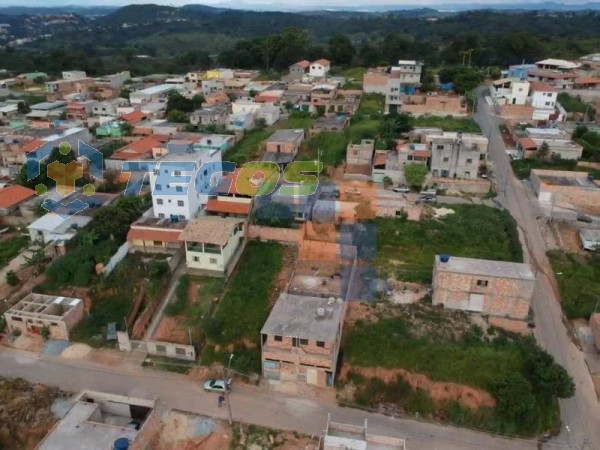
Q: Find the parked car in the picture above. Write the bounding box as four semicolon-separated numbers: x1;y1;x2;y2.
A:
576;213;593;223
420;188;437;197
393;186;410;193
345;187;361;196
416;196;437;205
203;378;231;393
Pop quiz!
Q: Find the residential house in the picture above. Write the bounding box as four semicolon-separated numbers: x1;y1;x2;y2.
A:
0;101;19;119
133;120;184;137
433;254;535;320
3;293;85;340
530;169;600;214
127;216;187;254
205;168;253;218
65;100;98;121
326;90;362;117
195;134;235;153
95;121;125;138
201;78;225;96
579;227;600;251
140;102;167;119
385;60;424;113
0;185;35;215
92;98;129;117
62;70;87;80
190;104;229;127
400;93;468;117
535;58;580;72
310;116;349;135
323;415;406;450
289;60;311;79
529;82;558;109
309;59;332;77
507;64;537;81
180;216;245;276
574;77;600;90
227;111;256;132
129;84;184;104
94;70;131;88
231;98;263;115
26;101;67;120
258;105;281;126
120;110;147;125
490;78;530;106
347;139;375;166
105;135;169;171
45;77;94;96
36;391;157;450
261;293;344;387
397;141;431;166
527;69;578;89
363;67;390;95
517;128;583;160
28;213;92;243
263;129;305;166
255;89;285;105
424;131;489;179
150;148;222;220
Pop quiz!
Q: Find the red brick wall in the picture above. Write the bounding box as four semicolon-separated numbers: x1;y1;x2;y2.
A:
247;225;302;243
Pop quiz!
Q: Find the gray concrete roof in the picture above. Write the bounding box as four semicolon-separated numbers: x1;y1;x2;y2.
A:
261;293;344;342
435;255;535;280
267;129;304;144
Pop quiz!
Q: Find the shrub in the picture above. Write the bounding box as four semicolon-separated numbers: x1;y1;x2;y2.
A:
6;270;19;286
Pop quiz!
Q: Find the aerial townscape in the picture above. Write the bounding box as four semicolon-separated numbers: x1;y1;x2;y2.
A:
2;1;600;449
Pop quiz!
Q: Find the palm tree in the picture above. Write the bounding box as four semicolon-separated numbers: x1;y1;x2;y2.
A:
21;247;49;276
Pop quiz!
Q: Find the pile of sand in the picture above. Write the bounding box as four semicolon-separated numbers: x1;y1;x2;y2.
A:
61;343;92;359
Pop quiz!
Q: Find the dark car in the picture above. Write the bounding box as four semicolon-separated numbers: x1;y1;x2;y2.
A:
576;213;593;223
416;196;437;205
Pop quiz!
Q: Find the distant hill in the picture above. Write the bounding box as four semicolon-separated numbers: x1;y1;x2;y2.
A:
0;5;116;16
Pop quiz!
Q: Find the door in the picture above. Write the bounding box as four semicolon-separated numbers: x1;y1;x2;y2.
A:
306;368;318;385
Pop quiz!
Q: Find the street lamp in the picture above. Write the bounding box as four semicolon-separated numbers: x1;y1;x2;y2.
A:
225;353;234;425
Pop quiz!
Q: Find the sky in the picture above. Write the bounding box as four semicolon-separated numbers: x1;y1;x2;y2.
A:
0;0;592;7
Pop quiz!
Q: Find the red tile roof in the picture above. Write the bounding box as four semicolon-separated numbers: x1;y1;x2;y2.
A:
21;140;46;153
292;60;311;69
529;81;557;93
576;77;600;85
204;199;251;215
0;185;36;209
373;153;387;166
313;59;331;66
518;137;538;149
111;135;169;160
120;111;147;123
127;227;183;243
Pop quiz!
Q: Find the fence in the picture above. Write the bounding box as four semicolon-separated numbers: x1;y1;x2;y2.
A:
103;242;129;275
117;331;196;361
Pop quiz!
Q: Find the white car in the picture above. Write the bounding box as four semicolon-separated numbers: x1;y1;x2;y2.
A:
393;186;410;193
203;378;231;393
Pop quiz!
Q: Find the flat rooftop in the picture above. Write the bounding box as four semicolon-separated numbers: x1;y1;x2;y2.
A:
133;216;188;230
6;293;82;320
435;255;535;281
37;391;154;450
535;171;597;188
261;293;344;342
267;129;304;144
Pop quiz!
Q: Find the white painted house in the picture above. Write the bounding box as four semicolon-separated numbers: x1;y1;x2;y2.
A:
150;148;222;220
309;59;331;77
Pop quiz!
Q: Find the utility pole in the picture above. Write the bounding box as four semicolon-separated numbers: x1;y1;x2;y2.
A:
225;353;234;425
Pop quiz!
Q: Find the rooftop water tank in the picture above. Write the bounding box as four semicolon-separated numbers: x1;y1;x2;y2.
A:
114;438;130;450
440;254;450;263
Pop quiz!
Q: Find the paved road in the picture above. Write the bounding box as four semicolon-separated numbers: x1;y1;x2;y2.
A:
474;89;600;450
0;348;536;450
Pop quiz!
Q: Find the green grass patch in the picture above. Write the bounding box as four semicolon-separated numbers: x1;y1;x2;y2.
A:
348;118;380;143
510;158;581;179
279;111;315;130
548;250;600;319
412;115;481;133
375;205;522;283
302;132;349;167
224;128;274;165
338;66;367;80
357;93;385;116
165;274;190;317
142;355;193;374
205;241;283;345
558;92;588;113
0;236;28;269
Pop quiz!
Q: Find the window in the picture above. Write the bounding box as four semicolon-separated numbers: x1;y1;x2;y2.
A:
292;337;299;347
204;169;208;176
545;102;551;106
209;257;217;264
178;215;185;220
177;200;184;207
158;213;165;218
156;344;167;353
193;256;200;262
176;186;183;193
443;157;449;162
316;341;325;348
476;279;488;287
155;184;162;191
174;170;181;176
437;145;444;150
157;199;163;205
153;241;162;246
464;171;471;177
299;338;309;346
274;335;283;342
466;159;473;164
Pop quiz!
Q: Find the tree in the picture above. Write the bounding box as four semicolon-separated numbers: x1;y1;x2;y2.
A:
379;113;412;139
255;202;293;228
491;372;536;424
166;92;194;113
168;109;189;123
404;163;429;190
120;122;133;136
537;141;550;160
22;247;48;276
40;325;51;341
328;35;355;67
255;118;267;130
6;270;19;286
17;101;30;114
383;176;393;189
119;88;131;100
191;94;205;109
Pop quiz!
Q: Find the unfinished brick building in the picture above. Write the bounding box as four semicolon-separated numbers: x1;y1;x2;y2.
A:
261;294;344;387
432;255;535;320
